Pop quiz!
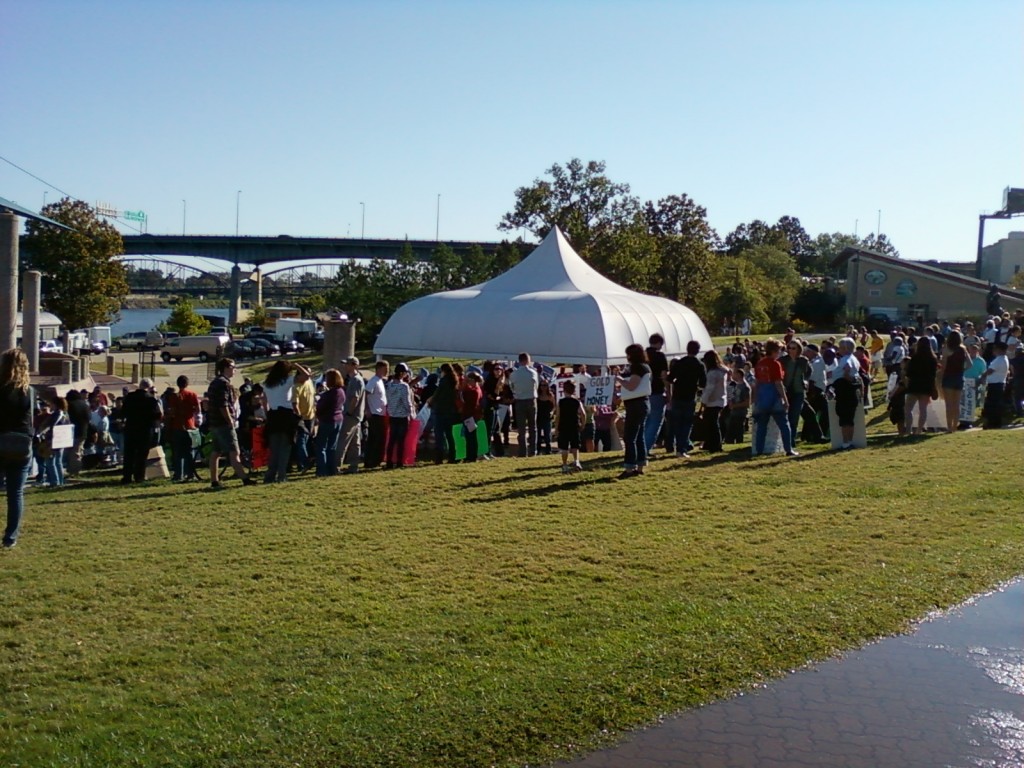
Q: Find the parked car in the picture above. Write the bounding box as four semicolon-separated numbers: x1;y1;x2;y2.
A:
84;339;107;355
249;338;281;357
278;339;305;354
113;331;164;350
209;326;232;339
160;334;231;363
39;339;64;353
223;340;256;360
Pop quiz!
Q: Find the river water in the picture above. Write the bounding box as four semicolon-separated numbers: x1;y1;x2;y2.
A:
110;308;230;337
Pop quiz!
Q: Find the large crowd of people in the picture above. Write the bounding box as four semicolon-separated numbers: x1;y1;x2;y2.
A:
1;309;1021;547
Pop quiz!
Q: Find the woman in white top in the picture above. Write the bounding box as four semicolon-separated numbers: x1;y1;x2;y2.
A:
617;344;652;479
700;350;728;453
262;360;311;483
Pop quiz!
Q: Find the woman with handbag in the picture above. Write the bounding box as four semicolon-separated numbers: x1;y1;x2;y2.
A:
617;344;652;479
699;350;728;453
0;348;34;548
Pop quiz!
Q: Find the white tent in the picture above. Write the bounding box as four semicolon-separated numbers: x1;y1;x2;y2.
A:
373;227;713;365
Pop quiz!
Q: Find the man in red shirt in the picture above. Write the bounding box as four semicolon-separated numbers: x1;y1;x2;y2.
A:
166;375;201;481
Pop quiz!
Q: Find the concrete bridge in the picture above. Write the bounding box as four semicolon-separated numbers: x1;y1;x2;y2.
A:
119;235;504;324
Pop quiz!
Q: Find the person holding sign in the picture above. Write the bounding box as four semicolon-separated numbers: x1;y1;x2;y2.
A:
618;344;652;479
556;380;586;474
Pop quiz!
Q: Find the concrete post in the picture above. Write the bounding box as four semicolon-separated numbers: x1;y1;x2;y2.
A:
228;265;242;327
251;267;263;308
131;363;140;384
322;319;358;372
60;359;73;385
0;212;19;351
106;355;115;375
23;270;41;372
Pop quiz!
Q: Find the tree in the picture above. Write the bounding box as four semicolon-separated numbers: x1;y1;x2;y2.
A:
774;216;816;275
739;245;803;329
703;259;770;333
498;158;641;259
493;240;524;273
427;243;463;291
460;244;494;286
162;298;211;336
859;232;900;258
22;198;129;330
247;304;269;330
295;294;327;318
724;219;790;256
1008;270;1024;291
644;194;720;303
807;232;861;277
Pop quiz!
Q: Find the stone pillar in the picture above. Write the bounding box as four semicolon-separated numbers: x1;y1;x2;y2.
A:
228;265;242;327
60;359;73;385
106;355;115;375
131;363;140;384
322;320;358;372
22;270;41;372
251;267;263;308
0;212;19;351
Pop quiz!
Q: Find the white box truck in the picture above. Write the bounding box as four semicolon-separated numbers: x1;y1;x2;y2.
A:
275;318;318;340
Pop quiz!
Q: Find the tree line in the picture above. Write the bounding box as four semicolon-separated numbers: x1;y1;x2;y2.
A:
23;165;905;342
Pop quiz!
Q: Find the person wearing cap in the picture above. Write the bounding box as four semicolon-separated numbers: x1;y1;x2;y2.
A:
120;377;163;484
292;365;317;472
337;357;365;474
207;358;256;489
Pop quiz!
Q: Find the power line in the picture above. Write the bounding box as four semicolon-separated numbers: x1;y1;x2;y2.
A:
0;153;143;233
0;153;78;201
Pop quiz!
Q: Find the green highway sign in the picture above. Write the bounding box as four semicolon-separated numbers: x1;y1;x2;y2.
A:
123;210;147;222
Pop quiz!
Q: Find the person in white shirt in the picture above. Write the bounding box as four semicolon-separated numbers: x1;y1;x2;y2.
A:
981;341;1009;429
363;361;389;469
508;352;539;457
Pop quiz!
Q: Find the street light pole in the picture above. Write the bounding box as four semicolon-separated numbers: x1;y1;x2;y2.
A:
182;199;187;235
360;202;365;239
42;191;48;208
436;193;441;241
235;190;241;236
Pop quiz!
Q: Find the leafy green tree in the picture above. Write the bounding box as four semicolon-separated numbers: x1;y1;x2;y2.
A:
807;232;861;277
162;298;211;336
704;259;770;333
791;284;846;328
493;240;523;273
774;216;816;275
724;219;790;256
296;294;327;318
859;232;900;258
22;198;129;330
427;243;463;291
247;304;269;330
740;245;803;329
644;194;720;303
589;213;659;292
498;158;642;260
460;244;494;286
1008;270;1024;291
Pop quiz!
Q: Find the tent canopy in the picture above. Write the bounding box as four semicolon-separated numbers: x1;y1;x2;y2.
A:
373;227;713;365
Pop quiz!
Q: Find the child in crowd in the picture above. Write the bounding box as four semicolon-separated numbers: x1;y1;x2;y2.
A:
725;366;751;444
556;380;586;473
593;399;618;452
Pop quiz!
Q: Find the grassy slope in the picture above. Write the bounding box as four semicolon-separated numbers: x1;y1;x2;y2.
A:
2;416;1023;767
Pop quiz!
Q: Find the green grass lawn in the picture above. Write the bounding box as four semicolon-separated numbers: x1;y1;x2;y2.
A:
2;423;1022;767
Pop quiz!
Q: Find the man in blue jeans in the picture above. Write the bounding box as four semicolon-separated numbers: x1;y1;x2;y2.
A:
666;340;706;457
643;333;669;454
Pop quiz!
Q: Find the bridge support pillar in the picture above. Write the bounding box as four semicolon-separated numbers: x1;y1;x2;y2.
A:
0;212;19;352
22;270;41;373
229;265;242;327
251;267;263;308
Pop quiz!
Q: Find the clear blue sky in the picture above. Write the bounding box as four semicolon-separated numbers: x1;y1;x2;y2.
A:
2;0;1022;264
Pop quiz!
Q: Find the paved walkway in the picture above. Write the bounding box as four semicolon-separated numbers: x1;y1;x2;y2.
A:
565;579;1024;767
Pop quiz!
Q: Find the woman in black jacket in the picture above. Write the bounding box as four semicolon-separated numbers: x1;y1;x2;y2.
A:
0;348;33;548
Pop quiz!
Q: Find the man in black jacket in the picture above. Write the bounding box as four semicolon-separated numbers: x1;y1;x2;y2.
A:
65;390;91;476
666;340;706;457
121;378;162;484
